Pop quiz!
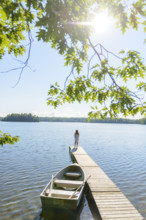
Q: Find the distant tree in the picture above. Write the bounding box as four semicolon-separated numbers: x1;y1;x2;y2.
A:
39;116;145;124
140;117;146;124
2;113;40;122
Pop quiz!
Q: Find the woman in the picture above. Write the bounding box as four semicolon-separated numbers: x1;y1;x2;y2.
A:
74;130;79;147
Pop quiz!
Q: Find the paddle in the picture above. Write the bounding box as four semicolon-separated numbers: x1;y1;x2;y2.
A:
69;175;91;199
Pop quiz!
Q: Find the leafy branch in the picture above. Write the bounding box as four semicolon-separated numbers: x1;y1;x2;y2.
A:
0;130;19;146
0;0;146;120
44;0;146;119
47;47;146;118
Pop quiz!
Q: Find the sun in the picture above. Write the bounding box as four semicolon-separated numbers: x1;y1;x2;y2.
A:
91;12;115;33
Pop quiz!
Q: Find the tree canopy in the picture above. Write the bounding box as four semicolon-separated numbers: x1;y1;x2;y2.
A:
0;1;146;125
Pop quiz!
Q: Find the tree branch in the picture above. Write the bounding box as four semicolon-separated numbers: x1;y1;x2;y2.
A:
12;28;33;88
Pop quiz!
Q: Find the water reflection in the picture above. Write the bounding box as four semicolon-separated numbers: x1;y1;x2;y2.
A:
35;196;85;220
39;208;78;220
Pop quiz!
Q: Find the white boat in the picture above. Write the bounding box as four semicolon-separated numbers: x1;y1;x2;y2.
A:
40;163;85;210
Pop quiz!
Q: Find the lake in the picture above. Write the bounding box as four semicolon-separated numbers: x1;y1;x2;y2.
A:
0;122;146;219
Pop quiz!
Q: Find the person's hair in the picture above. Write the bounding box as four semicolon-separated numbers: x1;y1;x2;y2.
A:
75;130;79;134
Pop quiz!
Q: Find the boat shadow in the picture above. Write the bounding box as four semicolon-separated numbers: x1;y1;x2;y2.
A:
34;195;85;220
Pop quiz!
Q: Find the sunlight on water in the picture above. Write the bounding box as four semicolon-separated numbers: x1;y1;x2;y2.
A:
0;122;146;219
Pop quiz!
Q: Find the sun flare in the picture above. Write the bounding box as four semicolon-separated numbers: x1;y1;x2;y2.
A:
91;12;115;33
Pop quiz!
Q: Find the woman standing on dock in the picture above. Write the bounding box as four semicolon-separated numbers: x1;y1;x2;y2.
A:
74;130;79;147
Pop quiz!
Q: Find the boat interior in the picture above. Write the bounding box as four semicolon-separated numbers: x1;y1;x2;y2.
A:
44;164;85;199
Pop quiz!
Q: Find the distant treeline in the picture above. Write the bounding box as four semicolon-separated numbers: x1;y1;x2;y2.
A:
0;114;146;124
39;117;146;124
2;113;40;122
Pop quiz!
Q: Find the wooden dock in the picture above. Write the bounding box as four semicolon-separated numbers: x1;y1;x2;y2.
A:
69;146;144;220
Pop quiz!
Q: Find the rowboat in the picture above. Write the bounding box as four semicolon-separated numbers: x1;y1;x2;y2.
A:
40;163;85;210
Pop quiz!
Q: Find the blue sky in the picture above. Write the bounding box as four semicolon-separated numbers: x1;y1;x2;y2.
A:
0;16;145;118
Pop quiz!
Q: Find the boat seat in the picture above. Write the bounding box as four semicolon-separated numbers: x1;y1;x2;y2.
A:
64;172;81;178
54;179;83;188
45;189;79;198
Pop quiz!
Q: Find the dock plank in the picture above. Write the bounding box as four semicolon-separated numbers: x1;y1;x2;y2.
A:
73;154;98;167
69;147;87;155
69;146;144;220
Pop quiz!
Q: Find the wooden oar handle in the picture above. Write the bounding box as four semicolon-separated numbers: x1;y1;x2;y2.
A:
69;175;91;199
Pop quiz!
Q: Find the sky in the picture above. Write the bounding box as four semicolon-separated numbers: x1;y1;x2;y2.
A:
0;12;146;118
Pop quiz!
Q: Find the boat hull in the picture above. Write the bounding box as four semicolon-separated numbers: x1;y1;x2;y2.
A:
40;163;85;210
41;193;82;210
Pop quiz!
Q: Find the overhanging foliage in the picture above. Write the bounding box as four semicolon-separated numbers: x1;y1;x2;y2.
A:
0;130;19;146
0;0;146;120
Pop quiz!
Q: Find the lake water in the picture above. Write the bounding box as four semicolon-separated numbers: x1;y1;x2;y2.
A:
0;122;146;220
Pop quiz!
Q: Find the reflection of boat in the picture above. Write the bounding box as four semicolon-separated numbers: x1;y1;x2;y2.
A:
39;206;82;220
40;163;85;210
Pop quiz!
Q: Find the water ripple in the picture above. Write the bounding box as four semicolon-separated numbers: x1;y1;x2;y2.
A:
0;122;146;219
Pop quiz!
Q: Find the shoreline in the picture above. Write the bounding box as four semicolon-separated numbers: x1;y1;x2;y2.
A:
0;116;145;124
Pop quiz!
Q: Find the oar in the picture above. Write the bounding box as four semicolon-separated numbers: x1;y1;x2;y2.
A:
69;175;91;199
49;175;54;197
